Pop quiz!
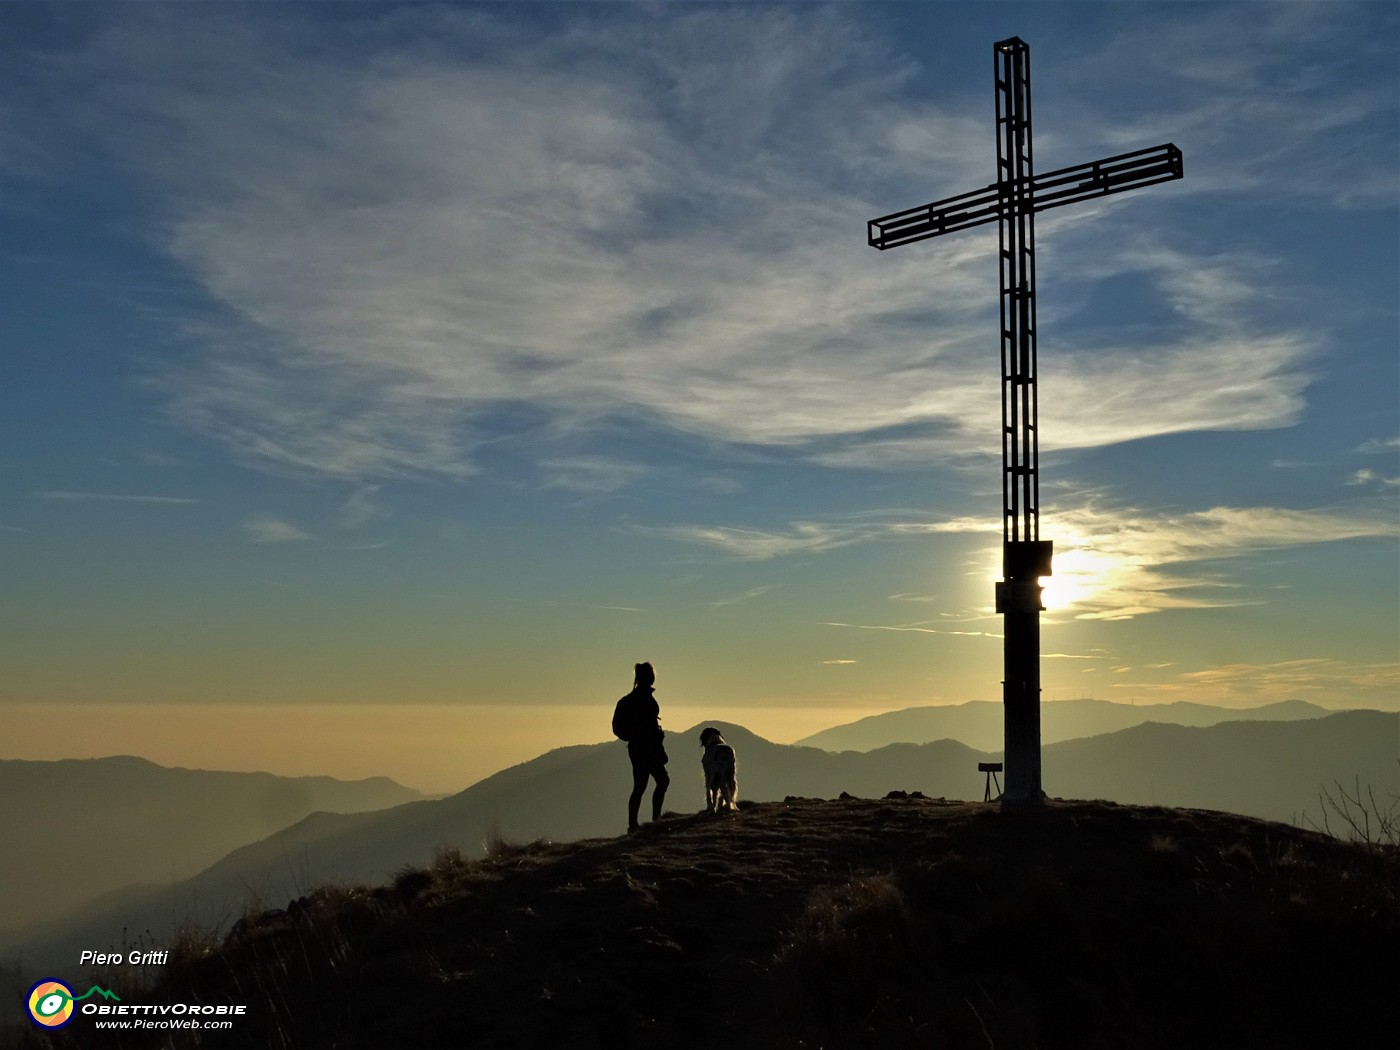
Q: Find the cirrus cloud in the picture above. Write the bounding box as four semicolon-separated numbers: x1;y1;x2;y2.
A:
244;513;312;544
46;5;1326;482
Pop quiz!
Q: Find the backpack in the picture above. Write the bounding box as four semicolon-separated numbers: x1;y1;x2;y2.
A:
612;694;639;741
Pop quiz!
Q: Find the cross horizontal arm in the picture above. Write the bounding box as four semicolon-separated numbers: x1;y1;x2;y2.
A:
868;142;1183;250
866;183;1006;249
1029;143;1183;216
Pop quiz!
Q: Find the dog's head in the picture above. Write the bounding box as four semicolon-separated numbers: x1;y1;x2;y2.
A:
699;726;724;748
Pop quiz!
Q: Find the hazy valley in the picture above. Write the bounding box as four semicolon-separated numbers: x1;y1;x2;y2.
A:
0;757;421;940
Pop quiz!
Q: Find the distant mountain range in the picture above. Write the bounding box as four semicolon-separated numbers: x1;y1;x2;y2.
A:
7;709;1395;979
0;755;422;939
795;698;1337;752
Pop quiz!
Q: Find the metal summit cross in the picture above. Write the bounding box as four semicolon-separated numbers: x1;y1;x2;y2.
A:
867;37;1183;801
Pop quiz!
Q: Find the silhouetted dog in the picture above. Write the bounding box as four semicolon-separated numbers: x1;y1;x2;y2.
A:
698;727;738;814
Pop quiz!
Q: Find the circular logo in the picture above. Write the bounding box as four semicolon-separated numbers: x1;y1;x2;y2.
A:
27;979;76;1029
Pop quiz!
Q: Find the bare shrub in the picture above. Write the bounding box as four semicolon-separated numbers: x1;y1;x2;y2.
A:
1303;773;1400;849
482;818;515;858
432;844;471;873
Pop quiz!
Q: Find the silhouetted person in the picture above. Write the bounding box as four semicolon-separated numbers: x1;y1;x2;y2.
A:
612;661;669;832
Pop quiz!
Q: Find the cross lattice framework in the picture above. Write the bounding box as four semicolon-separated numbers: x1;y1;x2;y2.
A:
868;37;1183;801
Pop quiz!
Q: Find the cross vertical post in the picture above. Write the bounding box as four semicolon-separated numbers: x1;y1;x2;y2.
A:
993;37;1050;800
867;37;1182;802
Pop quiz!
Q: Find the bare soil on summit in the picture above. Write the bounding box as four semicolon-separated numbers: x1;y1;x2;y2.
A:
44;796;1400;1050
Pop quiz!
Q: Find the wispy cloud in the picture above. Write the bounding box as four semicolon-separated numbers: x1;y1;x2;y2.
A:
502;596;643;614
1347;468;1400;489
541;456;652;496
1113;659;1400;706
244;513;312;544
50;5;1328;481
655;499;1398;620
336;485;385;529
710;585;773;608
822;620;1001;639
634;521;877;561
1359;436;1400;454
1071;3;1400;208
36;491;198;504
1033;503;1398;621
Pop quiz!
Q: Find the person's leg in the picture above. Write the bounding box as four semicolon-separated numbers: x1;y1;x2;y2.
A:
628;755;649;830
650;762;670;821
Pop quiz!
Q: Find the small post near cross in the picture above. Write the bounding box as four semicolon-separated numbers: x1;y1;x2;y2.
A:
868;37;1183;801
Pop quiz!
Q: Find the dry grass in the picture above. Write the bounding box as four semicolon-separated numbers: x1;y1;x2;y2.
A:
30;797;1399;1050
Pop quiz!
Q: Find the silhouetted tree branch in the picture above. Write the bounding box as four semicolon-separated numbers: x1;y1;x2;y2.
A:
1303;766;1400;849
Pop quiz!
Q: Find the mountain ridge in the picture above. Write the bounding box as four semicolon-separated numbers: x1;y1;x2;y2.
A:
796;697;1343;752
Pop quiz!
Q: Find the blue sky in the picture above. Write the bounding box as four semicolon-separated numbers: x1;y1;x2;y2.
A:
1;1;1396;789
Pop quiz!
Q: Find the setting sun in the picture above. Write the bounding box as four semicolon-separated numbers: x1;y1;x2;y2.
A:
1038;539;1123;617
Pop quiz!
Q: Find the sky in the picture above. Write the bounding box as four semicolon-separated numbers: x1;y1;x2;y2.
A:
1;1;1396;794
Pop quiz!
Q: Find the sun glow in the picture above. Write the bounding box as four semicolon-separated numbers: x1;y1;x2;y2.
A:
972;521;1135;621
1040;542;1126;617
